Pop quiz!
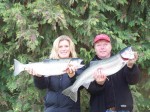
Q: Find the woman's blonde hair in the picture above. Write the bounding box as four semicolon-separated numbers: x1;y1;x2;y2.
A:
49;35;77;59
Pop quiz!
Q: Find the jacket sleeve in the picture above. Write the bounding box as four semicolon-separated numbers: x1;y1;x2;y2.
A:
33;76;49;89
123;64;141;85
87;81;105;95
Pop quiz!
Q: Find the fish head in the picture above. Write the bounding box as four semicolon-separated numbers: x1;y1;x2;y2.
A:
119;46;135;60
69;58;84;68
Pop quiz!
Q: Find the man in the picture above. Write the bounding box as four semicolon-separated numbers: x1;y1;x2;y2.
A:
88;34;140;112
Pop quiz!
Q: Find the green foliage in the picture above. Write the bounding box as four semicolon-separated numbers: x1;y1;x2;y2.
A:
0;0;150;111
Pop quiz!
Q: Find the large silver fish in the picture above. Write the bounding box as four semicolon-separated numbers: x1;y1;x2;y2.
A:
62;46;135;102
14;58;84;76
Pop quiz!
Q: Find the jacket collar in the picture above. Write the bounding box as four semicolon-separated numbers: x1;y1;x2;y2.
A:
92;55;102;61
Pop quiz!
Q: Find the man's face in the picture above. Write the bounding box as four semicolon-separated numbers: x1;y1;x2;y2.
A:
94;40;112;59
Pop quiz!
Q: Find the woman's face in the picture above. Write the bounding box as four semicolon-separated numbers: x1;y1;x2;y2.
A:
58;40;71;58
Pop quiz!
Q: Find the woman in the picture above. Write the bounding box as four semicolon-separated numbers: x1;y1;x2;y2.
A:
26;35;81;112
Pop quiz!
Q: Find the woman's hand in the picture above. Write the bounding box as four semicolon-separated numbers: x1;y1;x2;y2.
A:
66;64;77;78
93;68;107;85
24;67;42;77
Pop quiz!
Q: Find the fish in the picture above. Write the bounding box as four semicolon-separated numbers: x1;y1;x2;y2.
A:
13;58;84;76
62;46;135;102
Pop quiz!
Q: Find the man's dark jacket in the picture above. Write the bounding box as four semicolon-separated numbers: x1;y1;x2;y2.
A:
88;55;140;112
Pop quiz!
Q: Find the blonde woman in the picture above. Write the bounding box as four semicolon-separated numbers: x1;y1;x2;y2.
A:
26;35;82;112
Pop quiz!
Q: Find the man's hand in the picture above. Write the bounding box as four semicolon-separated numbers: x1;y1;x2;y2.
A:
93;68;107;85
127;52;138;68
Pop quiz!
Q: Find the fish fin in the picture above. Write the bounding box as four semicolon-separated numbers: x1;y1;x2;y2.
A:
82;82;91;89
63;65;84;73
90;61;99;66
77;64;84;69
62;86;78;102
63;68;69;73
14;59;25;76
76;76;79;79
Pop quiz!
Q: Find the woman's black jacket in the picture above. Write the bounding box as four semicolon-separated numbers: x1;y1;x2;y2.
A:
33;60;83;112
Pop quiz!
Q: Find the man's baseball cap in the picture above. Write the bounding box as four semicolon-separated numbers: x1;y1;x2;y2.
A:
93;34;111;44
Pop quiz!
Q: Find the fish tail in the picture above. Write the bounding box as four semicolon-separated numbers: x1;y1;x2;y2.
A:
62;86;78;102
14;59;24;76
